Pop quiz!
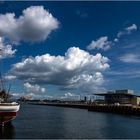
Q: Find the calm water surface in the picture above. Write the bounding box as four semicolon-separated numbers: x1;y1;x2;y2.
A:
0;103;140;139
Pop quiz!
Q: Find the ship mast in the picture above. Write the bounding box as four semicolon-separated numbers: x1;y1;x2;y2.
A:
0;49;10;102
0;48;4;91
0;71;4;91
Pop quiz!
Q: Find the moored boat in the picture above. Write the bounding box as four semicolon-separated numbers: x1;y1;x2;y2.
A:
0;49;20;126
0;102;20;126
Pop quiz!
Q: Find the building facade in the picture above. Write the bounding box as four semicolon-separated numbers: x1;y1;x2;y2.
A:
95;90;140;105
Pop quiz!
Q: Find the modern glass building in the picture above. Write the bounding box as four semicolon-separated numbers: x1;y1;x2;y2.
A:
94;90;140;105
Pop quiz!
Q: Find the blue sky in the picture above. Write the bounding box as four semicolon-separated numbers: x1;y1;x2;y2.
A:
0;1;140;99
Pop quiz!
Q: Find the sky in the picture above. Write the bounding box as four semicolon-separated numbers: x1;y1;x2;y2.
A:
0;1;140;99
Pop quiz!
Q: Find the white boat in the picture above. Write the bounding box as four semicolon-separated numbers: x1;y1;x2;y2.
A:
0;50;20;126
0;102;20;126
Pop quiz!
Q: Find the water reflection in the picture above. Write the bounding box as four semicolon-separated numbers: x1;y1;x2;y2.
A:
0;122;15;139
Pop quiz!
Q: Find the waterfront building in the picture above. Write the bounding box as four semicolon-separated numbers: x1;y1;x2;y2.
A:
94;90;140;105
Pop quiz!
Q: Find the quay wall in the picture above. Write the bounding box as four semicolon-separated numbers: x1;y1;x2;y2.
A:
88;104;140;116
29;102;140;116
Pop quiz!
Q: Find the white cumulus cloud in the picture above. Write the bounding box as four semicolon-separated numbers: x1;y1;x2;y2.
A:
60;92;80;100
64;92;75;97
87;36;112;51
0;6;59;42
8;47;109;92
24;82;46;94
0;37;16;59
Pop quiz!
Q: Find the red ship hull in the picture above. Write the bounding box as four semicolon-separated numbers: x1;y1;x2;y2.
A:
0;103;20;126
0;112;16;125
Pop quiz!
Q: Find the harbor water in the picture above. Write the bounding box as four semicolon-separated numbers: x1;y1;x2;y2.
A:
1;103;140;139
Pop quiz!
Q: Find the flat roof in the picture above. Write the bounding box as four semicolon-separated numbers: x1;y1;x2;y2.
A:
94;93;140;98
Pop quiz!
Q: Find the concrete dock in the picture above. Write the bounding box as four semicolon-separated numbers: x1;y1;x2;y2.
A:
29;101;140;116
